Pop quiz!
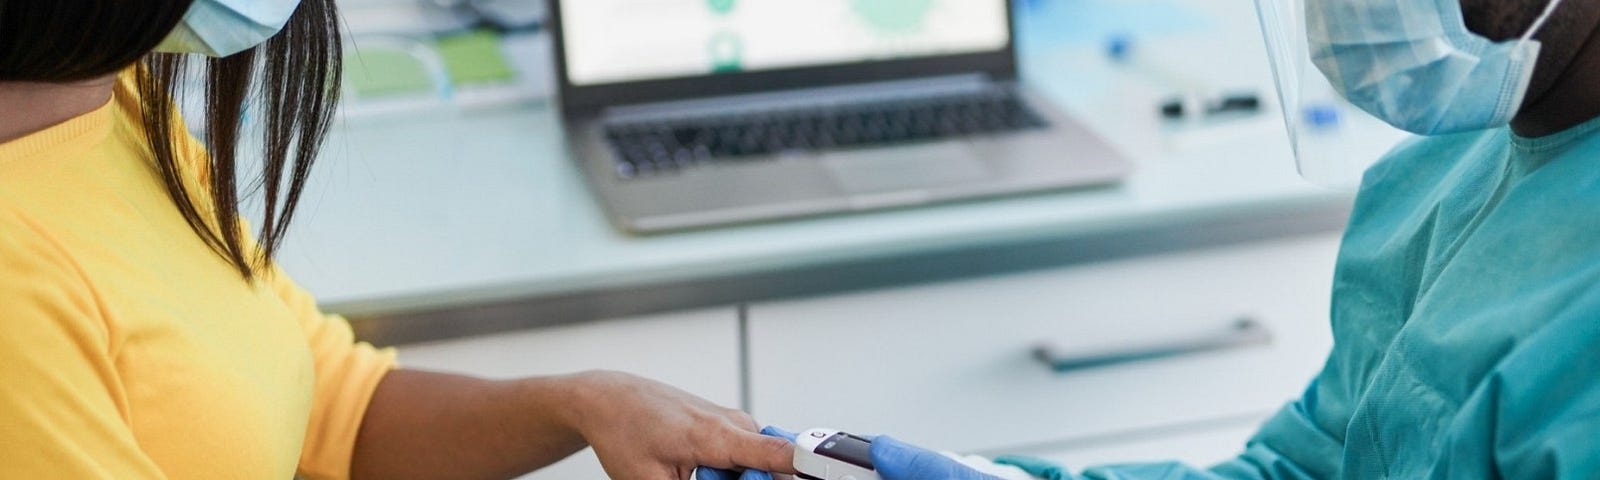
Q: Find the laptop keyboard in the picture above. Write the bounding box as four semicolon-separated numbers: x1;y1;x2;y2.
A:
603;89;1050;179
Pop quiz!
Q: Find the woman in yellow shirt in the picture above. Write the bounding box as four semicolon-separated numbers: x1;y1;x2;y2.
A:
0;1;794;479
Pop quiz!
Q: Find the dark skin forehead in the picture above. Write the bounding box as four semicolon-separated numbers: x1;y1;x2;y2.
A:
1459;0;1600;135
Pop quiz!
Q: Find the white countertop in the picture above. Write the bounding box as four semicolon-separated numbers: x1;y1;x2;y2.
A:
274;0;1354;316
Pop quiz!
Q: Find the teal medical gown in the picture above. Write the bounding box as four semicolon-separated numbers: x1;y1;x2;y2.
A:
1006;117;1600;479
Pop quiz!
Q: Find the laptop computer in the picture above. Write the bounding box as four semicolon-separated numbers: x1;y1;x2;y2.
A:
547;0;1132;233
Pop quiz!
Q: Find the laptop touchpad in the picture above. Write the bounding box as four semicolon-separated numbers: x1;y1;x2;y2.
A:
823;143;991;194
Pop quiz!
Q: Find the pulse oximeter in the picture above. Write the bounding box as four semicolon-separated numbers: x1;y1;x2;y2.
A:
793;428;881;480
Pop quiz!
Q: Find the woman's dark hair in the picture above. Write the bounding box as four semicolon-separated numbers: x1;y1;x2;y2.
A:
0;0;342;279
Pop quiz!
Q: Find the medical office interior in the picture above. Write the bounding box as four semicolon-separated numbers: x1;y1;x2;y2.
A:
263;0;1374;477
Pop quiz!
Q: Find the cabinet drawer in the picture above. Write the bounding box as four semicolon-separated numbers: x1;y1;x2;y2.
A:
747;234;1339;454
397;308;741;480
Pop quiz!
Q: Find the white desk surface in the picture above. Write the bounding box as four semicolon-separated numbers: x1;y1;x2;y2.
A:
276;0;1352;316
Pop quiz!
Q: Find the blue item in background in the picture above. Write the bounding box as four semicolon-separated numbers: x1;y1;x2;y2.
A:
1302;104;1341;130
1105;33;1136;63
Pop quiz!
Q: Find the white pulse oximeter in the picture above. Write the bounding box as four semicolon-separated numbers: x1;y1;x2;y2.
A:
793;428;882;480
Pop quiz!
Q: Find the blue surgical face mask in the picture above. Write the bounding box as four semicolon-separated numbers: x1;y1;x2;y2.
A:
155;0;304;58
1306;0;1564;135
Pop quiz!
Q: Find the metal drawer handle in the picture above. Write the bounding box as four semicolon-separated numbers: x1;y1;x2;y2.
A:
1032;317;1273;373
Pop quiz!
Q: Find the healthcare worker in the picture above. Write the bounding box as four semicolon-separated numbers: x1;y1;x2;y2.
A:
0;1;797;479
708;0;1600;478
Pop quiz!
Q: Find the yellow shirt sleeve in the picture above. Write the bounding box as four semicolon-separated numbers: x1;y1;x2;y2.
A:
0;209;169;479
264;262;398;480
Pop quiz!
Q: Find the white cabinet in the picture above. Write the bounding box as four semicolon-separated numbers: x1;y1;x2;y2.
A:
396;308;742;480
745;233;1341;455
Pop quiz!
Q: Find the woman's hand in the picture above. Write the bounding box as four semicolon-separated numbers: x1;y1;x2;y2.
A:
563;370;796;480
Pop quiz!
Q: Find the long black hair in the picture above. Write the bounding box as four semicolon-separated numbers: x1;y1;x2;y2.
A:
0;0;342;279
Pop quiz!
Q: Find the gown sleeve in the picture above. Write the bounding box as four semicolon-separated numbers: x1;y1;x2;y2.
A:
1001;386;1346;480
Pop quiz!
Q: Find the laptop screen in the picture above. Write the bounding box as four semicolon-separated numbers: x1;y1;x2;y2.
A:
558;0;1012;87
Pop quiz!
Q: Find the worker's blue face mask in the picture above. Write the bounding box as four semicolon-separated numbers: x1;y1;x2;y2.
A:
155;0;303;58
1306;0;1564;135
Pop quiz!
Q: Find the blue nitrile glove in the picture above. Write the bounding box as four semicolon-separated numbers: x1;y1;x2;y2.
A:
694;426;798;480
870;435;1007;480
700;428;1018;480
693;466;771;480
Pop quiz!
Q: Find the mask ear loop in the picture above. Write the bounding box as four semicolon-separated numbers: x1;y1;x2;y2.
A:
1500;0;1564;118
1522;0;1566;42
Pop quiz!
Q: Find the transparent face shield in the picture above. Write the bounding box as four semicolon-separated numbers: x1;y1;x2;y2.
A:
1253;0;1413;191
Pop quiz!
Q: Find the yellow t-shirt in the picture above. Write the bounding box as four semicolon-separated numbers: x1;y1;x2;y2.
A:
0;75;395;479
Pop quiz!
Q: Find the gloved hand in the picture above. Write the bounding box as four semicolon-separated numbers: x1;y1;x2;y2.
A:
692;466;775;480
699;427;1021;480
870;435;1008;480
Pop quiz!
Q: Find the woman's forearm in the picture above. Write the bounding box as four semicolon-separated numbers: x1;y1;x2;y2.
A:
349;368;796;480
350;369;589;480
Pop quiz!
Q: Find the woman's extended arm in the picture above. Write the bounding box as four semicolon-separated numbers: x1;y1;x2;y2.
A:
261;260;791;480
349;369;796;480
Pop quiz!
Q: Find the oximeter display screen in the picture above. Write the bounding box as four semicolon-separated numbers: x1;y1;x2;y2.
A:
816;433;875;471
